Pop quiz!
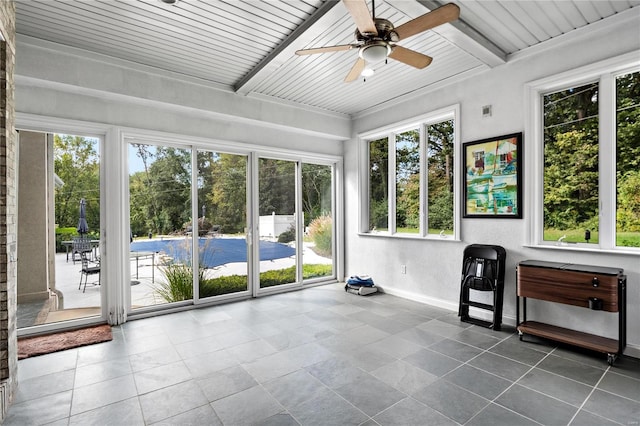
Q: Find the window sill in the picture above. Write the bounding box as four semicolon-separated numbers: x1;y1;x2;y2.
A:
358;232;460;242
523;243;640;257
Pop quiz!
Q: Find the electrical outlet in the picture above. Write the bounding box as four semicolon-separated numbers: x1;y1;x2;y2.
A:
401;265;406;274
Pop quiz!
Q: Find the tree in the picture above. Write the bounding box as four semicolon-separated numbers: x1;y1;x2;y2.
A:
54;134;100;233
129;144;191;235
302;163;332;225
543;83;599;230
369;137;389;229
206;153;247;234
427;120;454;231
259;158;296;215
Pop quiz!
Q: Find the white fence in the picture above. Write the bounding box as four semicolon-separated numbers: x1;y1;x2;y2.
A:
259;213;296;238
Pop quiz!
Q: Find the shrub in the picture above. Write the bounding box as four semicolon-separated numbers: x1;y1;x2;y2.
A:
308;215;332;257
154;261;194;302
199;263;334;297
200;275;247;297
55;227;99;252
277;225;296;243
153;239;207;303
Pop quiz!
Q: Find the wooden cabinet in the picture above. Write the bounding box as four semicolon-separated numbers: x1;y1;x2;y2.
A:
516;260;626;365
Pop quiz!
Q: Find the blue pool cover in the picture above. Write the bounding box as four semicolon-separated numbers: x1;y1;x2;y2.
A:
130;238;295;268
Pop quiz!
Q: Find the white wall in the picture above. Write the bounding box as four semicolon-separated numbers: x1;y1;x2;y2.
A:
15;37;348;155
346;14;640;355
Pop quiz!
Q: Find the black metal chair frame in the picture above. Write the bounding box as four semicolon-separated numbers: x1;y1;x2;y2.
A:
72;236;93;264
79;251;100;293
458;244;506;330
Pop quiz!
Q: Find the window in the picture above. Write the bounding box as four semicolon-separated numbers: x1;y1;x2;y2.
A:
361;106;459;239
526;53;639;252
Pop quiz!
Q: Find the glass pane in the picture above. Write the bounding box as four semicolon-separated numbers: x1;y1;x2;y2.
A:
302;163;334;281
129;143;193;308
427;120;455;236
396;129;420;234
543;82;599;244
259;158;297;288
197;150;248;298
19;133;103;328
369;137;388;232
616;71;640;248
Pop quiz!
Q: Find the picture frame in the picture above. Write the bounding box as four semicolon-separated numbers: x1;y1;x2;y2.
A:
462;132;522;218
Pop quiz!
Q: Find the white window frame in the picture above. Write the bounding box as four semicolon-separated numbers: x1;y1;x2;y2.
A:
524;52;640;255
359;104;460;241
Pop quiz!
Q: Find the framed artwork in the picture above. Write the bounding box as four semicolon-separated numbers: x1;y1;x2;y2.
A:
463;132;522;218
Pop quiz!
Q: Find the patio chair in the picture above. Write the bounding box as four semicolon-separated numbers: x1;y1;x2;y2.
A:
79;251;100;292
72;236;93;264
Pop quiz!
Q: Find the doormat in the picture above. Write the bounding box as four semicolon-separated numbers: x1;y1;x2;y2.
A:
18;324;112;360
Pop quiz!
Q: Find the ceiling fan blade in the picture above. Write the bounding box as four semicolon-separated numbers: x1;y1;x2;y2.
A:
389;46;433;69
343;0;378;36
345;58;366;82
394;3;460;40
296;44;355;56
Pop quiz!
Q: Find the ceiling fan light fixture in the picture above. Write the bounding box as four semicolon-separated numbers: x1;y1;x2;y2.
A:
159;0;180;4
359;42;390;63
361;66;375;77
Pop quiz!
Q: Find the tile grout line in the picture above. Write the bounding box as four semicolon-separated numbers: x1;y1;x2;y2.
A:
566;364;610;426
461;336;557;426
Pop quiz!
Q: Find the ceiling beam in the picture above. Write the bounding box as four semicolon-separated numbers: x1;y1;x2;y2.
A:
234;0;342;95
393;0;507;67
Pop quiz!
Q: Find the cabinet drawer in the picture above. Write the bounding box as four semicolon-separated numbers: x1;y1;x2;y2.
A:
517;265;619;311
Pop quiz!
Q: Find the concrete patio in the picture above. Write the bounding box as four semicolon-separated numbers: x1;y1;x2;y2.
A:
17;239;332;328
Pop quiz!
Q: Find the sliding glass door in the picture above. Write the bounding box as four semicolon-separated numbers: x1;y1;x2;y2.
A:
126;142;337;312
301;163;334;282
258;158;299;290
17;131;104;329
196;150;249;301
128;142;193;310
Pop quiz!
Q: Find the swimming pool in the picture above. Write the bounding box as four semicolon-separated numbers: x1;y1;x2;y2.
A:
130;238;295;268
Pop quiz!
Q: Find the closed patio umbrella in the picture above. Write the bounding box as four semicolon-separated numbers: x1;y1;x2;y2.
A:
77;198;89;235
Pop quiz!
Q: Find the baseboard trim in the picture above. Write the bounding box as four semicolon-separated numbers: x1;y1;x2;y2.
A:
377;285;459;313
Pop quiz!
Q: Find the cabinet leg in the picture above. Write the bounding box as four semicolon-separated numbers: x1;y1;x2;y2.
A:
607;353;617;366
518;330;523;341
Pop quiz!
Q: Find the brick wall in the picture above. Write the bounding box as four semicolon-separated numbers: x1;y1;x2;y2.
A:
0;0;17;421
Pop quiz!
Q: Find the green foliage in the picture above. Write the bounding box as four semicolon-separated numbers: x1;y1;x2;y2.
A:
153;240;207;303
129;144;192;236
198;264;334;298
54;227;99;252
428;191;454;231
54;135;100;231
617;170;640;232
308;215;332;257
544;228;599;244
277;225;296;243
202;152;247;234
544;130;599;229
259;158;296;216
55;227;77;252
369;199;388;230
369;120;454;233
200;275;247;297
369;137;389;230
154;261;194;302
302;164;332;226
543;72;639;245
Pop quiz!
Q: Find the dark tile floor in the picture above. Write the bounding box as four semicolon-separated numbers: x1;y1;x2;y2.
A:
5;283;640;425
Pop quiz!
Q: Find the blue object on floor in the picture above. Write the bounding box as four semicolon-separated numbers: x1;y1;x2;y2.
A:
130;238;295;268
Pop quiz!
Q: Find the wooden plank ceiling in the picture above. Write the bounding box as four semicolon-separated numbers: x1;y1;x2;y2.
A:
14;0;640;117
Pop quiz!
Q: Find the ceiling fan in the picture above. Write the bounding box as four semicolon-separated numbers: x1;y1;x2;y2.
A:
296;0;460;82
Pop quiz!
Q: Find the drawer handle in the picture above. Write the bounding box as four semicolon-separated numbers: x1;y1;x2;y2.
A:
592;277;599;287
